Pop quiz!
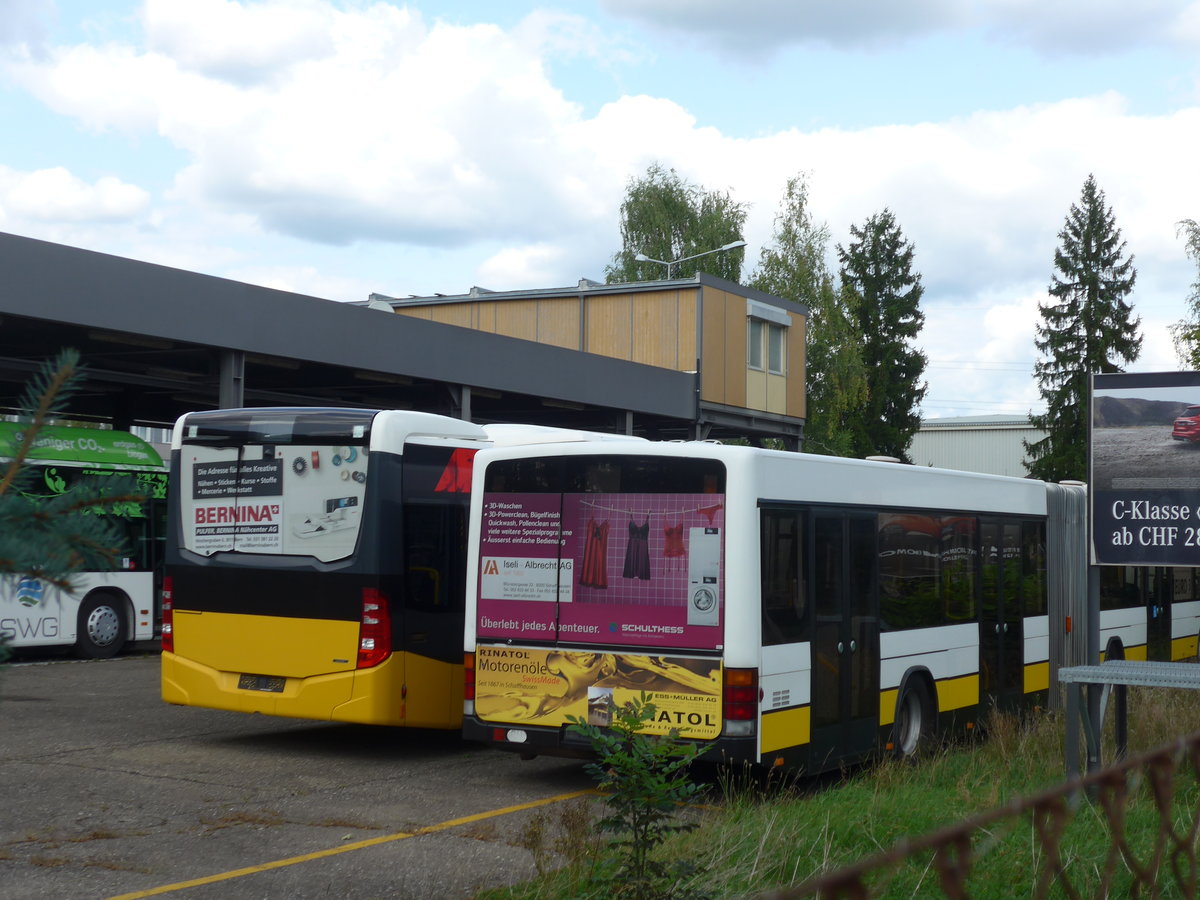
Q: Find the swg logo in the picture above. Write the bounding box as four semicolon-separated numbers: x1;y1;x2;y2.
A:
15;577;43;608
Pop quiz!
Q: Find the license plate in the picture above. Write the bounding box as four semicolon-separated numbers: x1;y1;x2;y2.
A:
238;674;285;693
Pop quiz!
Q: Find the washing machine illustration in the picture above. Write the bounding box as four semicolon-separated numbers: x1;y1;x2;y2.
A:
687;526;721;626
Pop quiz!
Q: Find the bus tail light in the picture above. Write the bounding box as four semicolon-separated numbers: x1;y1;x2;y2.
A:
723;667;758;736
463;652;476;701
463;652;476;715
357;587;392;669
161;576;174;654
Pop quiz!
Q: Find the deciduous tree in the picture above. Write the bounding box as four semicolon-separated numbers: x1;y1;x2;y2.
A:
751;174;866;456
1169;218;1200;368
606;163;747;283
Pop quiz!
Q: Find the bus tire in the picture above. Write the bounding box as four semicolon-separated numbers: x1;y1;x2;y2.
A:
892;679;933;759
76;593;127;659
1104;638;1125;662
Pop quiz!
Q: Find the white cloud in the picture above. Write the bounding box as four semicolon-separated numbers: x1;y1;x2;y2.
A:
601;0;962;53
2;0;1197;417
0;166;150;222
477;242;572;288
984;0;1200;53
143;0;337;84
11;3;1193;285
921;291;1046;417
601;0;1200;55
9;41;182;132
8;2;615;247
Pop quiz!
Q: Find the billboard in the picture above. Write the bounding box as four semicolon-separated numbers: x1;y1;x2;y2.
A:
1091;371;1200;565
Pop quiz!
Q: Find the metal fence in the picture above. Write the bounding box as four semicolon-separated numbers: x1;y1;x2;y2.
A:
751;730;1200;899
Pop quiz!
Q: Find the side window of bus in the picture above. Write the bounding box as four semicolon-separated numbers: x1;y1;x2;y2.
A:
760;508;806;645
1022;521;1047;616
878;513;940;631
877;513;977;629
1099;566;1141;610
941;516;977;621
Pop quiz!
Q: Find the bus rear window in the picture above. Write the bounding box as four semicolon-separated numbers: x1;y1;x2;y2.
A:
483;454;724;496
180;408;375;446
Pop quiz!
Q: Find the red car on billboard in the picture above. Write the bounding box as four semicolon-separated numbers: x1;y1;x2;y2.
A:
1172;405;1200;442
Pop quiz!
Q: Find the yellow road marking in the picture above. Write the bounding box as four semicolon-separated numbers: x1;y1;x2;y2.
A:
106;788;598;899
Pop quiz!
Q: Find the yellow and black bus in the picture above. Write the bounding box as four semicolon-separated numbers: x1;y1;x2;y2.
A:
161;407;493;727
161;407;637;728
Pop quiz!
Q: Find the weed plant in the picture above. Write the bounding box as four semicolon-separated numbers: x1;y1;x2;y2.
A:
480;685;1200;899
566;692;710;900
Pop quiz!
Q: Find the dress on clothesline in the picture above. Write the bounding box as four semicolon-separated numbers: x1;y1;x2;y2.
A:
663;523;685;558
622;518;651;581
580;519;609;588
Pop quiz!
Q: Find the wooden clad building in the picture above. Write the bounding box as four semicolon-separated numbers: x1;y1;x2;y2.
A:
371;273;807;446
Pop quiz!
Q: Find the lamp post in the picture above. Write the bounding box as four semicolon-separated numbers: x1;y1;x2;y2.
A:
634;240;747;280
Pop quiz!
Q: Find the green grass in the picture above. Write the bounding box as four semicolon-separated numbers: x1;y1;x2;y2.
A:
480;687;1200;899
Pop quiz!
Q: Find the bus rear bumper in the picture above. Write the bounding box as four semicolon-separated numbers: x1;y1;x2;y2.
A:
160;650;454;726
463;715;759;765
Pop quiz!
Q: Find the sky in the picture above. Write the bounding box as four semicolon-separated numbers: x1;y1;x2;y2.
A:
2;0;1199;420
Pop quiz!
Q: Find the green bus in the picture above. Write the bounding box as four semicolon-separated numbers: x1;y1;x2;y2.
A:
0;422;168;657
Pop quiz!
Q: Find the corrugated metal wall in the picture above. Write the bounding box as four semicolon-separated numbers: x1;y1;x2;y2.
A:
909;418;1046;477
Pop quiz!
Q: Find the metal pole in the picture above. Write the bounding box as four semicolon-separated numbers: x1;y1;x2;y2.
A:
1086;563;1102;773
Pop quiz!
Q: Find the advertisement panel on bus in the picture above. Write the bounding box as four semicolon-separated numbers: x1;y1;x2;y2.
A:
180;444;368;561
476;490;725;651
472;645;723;739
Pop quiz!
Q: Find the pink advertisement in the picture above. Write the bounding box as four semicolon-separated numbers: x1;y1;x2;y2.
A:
477;491;725;650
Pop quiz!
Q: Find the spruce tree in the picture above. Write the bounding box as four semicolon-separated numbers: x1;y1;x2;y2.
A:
836;208;928;462
0;350;140;666
1026;175;1141;482
751;174;866;456
606;163;747;283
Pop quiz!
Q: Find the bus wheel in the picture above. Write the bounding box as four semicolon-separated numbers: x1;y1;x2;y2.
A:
892;681;931;759
77;594;127;659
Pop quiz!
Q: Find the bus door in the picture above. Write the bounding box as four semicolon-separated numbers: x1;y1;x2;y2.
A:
395;443;476;727
980;521;1022;709
809;511;879;766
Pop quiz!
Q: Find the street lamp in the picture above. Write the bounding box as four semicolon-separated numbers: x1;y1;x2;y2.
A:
634;240;747;280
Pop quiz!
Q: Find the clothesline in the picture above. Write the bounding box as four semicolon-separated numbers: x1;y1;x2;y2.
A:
579;499;724;519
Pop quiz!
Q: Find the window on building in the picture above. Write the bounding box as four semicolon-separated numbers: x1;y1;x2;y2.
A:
746;301;789;375
748;319;764;369
767;322;784;373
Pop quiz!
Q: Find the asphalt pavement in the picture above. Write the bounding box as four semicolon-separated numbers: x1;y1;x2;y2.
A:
0;647;596;899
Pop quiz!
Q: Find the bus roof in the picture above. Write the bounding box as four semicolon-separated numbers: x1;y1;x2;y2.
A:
472;438;1055;517
0;422;164;469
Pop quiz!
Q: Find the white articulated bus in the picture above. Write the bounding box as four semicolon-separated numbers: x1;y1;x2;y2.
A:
462;441;1087;772
0;422;166;657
